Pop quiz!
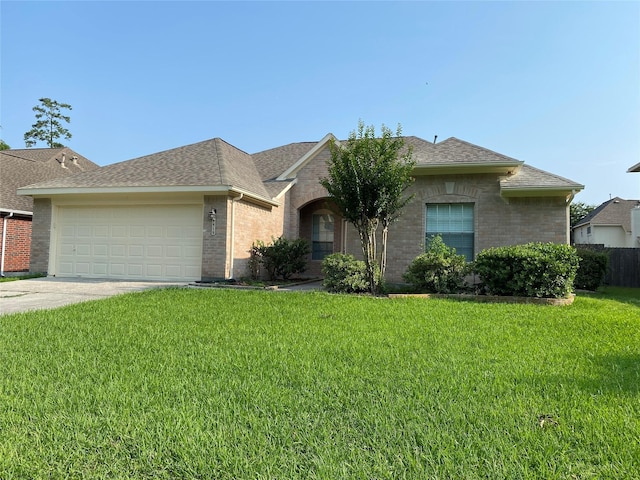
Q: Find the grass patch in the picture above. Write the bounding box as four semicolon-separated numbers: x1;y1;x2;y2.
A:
0;288;638;478
0;273;45;283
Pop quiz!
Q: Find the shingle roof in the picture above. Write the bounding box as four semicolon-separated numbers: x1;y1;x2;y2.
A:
252;142;317;181
18;134;584;203
0;148;98;213
628;162;640;173
22;138;270;200
501;164;584;191
574;197;640;232
406;136;523;166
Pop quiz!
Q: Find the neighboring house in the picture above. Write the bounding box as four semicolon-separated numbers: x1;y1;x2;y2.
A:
627;162;640;245
572;197;640;248
18;135;584;283
0;148;99;276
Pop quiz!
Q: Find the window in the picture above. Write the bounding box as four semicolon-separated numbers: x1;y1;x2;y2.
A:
312;213;334;260
426;203;474;261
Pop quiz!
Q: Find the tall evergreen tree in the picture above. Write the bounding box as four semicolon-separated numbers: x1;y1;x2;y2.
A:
24;98;72;148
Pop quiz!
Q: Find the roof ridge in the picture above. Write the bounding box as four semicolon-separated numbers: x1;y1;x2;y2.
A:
213;138;225;185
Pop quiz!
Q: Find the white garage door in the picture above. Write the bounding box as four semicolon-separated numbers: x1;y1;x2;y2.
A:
55;205;203;281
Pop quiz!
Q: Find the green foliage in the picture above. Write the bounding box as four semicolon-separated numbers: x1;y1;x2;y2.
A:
321;253;371;293
0;139;9;150
250;236;310;281
574;248;609;291
403;235;470;293
23;97;72;148
474;242;579;298
570;201;597;226
320;120;415;294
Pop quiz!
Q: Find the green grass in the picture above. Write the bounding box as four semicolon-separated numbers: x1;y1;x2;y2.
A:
0;273;45;282
0;287;638;479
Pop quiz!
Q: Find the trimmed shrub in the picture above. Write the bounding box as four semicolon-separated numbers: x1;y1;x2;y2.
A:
474;242;579;298
574;248;609;291
321;253;370;294
251;237;310;281
403;235;470;293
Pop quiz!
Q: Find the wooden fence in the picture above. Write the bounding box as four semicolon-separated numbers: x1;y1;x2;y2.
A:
605;248;640;288
575;245;640;288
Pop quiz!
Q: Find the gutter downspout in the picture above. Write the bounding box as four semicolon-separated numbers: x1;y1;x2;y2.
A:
1;211;15;277
228;193;243;279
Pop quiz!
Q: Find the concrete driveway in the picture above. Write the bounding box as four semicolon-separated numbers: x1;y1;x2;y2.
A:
0;277;186;315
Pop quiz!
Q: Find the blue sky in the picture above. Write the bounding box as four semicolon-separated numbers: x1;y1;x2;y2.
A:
1;1;639;206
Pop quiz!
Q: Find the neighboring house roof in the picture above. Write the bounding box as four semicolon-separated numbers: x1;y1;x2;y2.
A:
573;197;640;232
628;162;640;173
0;147;98;214
18;134;583;203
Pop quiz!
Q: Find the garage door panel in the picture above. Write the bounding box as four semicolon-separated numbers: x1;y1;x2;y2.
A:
93;263;108;275
111;244;127;256
55;205;203;281
76;263;90;274
112;226;127;238
110;263;126;275
93;226;109;237
77;226;92;237
147;245;163;257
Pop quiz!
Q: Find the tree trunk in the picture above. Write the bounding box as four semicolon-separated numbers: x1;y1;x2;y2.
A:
380;224;389;281
357;219;379;295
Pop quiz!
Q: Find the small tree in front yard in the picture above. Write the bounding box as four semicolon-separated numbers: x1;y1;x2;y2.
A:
320;121;415;294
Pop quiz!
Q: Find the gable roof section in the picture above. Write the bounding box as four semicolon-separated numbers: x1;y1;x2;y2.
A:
252;141;317;181
19;138;275;206
573;197;640;232
1;147;98;213
628;162;640;173
274;133;338;181
409;137;523;174
500;164;584;198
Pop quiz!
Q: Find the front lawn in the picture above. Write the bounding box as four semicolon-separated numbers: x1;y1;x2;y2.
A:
0;288;638;478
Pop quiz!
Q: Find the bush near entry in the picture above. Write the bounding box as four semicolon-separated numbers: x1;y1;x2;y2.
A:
250;237;310;281
321;253;371;294
474;243;579;298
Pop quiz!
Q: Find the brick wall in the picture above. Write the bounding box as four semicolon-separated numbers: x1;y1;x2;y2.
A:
29;198;52;274
231;198;285;280
201;196;230;280
315;173;570;283
0;216;32;272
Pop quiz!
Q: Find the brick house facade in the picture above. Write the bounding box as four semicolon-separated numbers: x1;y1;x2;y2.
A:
20;135;583;283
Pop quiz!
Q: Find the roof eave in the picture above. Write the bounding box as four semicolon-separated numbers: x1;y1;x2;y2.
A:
627;162;640;173
412;162;522;175
500;185;584;199
18;185;280;207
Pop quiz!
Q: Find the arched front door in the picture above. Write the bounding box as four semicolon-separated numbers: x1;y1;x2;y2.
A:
299;199;343;276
